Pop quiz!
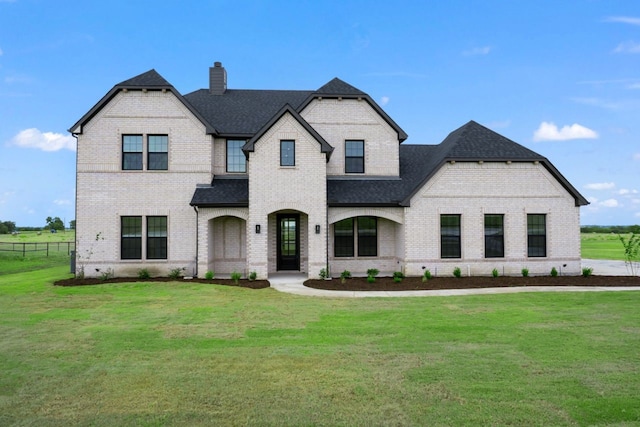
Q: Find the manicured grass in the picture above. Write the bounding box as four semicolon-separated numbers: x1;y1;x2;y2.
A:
581;232;629;260
1;268;639;425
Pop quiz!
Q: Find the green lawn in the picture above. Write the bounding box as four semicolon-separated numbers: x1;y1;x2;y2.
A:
1;267;639;426
581;232;629;261
0;231;74;276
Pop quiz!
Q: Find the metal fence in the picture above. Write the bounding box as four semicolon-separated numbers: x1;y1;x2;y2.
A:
0;241;75;257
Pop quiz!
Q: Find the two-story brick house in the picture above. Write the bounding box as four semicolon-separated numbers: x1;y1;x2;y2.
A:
70;62;588;279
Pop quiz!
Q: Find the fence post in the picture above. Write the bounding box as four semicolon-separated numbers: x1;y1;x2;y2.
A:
23;243;25;257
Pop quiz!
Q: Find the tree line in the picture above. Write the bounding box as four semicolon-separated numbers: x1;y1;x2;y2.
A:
0;217;76;234
581;225;640;234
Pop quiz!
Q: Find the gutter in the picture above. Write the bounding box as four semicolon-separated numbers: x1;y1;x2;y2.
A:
193;206;199;277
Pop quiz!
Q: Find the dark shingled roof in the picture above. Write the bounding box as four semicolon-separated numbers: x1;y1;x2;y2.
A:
183;89;312;137
117;69;173;88
316;77;367;96
190;178;248;207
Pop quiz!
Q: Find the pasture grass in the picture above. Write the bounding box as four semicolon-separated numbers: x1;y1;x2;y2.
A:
0;231;74;276
581;232;628;261
1;267;639;426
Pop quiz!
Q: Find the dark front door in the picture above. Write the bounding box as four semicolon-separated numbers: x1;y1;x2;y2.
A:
277;214;300;271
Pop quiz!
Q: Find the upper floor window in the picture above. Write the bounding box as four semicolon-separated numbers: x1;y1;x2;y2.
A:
441;214;461;258
148;135;168;170
122;135;143;170
484;214;504;258
527;214;546;257
122;134;168;171
226;139;246;173
345;140;364;173
281;140;295;166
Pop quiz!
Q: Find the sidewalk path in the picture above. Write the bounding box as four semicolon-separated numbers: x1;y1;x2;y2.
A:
268;259;640;298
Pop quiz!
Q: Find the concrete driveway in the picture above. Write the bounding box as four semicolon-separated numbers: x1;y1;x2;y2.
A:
582;259;635;276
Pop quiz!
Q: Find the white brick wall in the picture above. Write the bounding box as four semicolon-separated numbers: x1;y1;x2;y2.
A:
247;112;327;279
301;99;400;176
76;90;211;277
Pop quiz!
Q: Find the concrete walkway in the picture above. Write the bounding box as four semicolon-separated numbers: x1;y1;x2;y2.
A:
268;259;640;298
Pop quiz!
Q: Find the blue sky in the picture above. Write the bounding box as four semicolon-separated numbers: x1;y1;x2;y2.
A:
1;0;639;227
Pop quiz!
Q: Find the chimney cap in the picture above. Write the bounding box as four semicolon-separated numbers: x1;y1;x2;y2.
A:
214;61;222;67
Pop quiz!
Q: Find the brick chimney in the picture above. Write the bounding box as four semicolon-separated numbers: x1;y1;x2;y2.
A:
209;62;227;95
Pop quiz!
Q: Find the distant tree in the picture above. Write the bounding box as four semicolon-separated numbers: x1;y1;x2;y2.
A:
45;216;65;231
69;220;76;230
0;221;16;234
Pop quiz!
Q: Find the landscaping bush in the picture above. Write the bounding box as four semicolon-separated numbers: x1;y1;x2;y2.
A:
248;271;257;281
453;267;462;278
340;270;351;284
492;268;499;278
366;268;379;283
204;270;214;280
550;267;558;277
138;268;151;279
319;268;328;280
168;267;184;279
582;267;593;277
422;269;432;282
393;271;404;283
521;268;529;277
231;271;241;285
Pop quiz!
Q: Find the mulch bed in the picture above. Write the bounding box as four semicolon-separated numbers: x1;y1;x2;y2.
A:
304;275;640;291
54;276;270;289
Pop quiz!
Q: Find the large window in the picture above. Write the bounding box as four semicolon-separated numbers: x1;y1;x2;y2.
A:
334;218;354;257
334;217;377;257
122;135;143;170
280;140;295;166
527;214;547;257
226;139;246;172
121;216;142;259
357;216;377;256
484;214;504;258
148;135;168;170
121;216;167;260
147;216;167;259
441;214;461;258
345;140;364;173
123;134;168;170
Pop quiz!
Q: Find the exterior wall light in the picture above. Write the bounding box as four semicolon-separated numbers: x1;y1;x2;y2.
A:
255;224;261;234
315;224;321;234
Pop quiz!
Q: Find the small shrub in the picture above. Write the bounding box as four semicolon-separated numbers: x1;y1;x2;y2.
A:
231;271;242;284
137;268;151;279
453;267;462;278
168;267;185;279
422;269;432;282
550;267;558;277
582;267;593;277
248;271;257;281
319;268;328;280
492;268;499;278
340;270;351;284
204;270;214;280
366;268;379;278
367;276;376;283
393;271;404;283
521;268;529;277
99;268;114;281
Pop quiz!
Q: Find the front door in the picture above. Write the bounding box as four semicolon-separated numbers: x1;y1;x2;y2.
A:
277;214;300;270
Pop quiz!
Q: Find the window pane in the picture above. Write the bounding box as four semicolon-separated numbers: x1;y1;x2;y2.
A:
345;140;364;173
527;214;546;257
227;140;246;173
122;135;143;170
484;214;504;258
148;135;168;170
357;216;377;257
280;140;295;166
147;216;167;259
441;214;461;258
334;218;354;257
121;216;142;259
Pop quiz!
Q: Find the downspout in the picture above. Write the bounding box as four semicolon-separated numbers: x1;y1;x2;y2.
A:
73;134;79;275
326;206;330;278
193;205;199;277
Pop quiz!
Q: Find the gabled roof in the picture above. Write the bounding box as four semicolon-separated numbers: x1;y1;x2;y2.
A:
327;121;588;208
316;77;367;96
190;178;248;207
69;70;215;135
243;104;334;161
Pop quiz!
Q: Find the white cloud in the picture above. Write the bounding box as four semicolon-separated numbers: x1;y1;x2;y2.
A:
585;182;615;190
605;16;640;26
587;196;599;204
380;96;390;106
635;212;640;218
8;128;76;152
533;121;598;141
600;199;620;208
613;41;640;54
53;199;71;205
633;198;640;205
618;189;639;195
463;46;492;56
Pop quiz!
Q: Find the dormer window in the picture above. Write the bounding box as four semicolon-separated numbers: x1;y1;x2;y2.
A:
345;140;364;173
